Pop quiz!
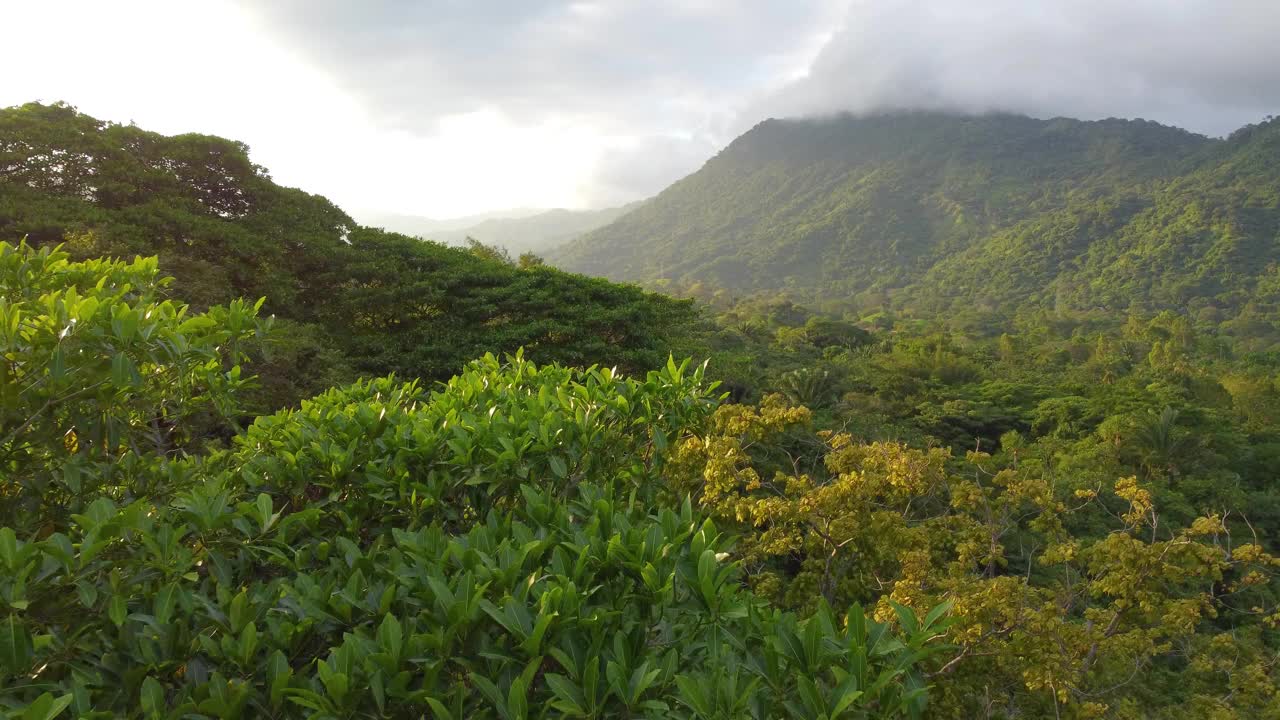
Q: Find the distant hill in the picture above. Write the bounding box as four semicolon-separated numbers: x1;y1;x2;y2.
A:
552;111;1280;323
427;202;645;255
359;208;545;237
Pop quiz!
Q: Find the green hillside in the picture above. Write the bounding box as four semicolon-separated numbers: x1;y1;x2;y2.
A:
0;102;696;409
553;112;1280;324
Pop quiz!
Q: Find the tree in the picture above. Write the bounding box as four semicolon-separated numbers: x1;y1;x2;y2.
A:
465;236;513;265
516;251;544;269
0;241;264;533
1130;406;1183;475
672;396;1280;718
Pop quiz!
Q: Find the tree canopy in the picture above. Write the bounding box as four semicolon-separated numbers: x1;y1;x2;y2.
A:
0;102;698;413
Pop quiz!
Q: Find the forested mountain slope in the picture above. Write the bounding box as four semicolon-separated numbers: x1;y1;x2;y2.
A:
553;112;1280;321
0;102;695;409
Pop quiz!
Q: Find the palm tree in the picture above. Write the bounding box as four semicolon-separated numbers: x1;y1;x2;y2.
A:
778;368;835;408
1131;406;1182;475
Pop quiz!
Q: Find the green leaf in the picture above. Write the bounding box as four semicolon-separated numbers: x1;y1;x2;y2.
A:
652;428;667;452
674;675;711;716
889;600;919;636
521;610;555;656
256;493;275;532
49;347;66;383
267;650;292;709
140;677;165;718
109;595;128;627
830;678;865;717
425;697;455;720
110;353;141;388
229;589;249;632
21;692;74;720
370;671;386;714
796;675;824;717
0;527;17;569
922;599;953;631
153;584;177;625
549;455;568;479
377;613;403;660
508;674;529;720
75;581;98;609
318;667;348;706
238;622;259;664
0;614;34;675
545;674;587;715
469;673;509;720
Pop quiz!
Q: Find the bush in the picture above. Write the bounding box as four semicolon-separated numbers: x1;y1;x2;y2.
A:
0;241;264;533
0;246;947;718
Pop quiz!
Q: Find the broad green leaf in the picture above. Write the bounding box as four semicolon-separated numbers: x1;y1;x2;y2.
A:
0;614;34;675
109;595;128;627
0;528;18;569
140;677;165;717
21;692;74;720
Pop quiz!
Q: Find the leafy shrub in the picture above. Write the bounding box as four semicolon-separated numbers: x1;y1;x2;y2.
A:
0;241;265;533
0;247;947;718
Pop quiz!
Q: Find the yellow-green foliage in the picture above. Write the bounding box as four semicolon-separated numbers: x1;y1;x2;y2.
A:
674;397;1280;719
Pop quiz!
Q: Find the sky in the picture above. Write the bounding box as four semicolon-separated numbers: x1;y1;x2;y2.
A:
4;1;1279;220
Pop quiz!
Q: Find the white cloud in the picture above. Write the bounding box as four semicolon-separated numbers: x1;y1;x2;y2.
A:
4;0;1278;219
752;0;1280;137
2;0;650;216
235;0;844;132
228;0;847;206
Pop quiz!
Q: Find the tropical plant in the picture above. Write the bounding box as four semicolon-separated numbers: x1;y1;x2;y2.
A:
0;241;264;534
672;396;1280;718
778;368;836;408
0;246;948;718
1130;406;1183;474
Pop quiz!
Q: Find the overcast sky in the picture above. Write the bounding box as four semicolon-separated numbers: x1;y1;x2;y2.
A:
5;1;1279;219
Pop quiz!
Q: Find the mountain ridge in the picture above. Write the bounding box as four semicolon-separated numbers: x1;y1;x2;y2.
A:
551;110;1279;323
426;201;645;254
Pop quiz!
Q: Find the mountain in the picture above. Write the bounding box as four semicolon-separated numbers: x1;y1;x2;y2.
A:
427;202;644;255
552;111;1280;322
359;207;544;237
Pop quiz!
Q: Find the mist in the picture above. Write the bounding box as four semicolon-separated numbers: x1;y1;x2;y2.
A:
751;0;1280;137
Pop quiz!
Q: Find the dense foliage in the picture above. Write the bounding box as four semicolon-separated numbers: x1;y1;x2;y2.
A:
672;400;1278;718
0;244;949;719
548;107;1280;714
0;243;265;530
658;291;1280;718
4;103;1280;719
0;102;696;411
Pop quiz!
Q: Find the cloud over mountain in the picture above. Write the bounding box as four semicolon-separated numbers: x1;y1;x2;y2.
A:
234;0;1280;206
755;0;1280;137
